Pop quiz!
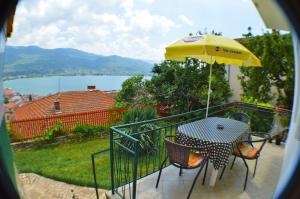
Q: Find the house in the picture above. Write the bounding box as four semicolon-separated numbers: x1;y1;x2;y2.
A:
3;88;16;99
4;101;16;112
13;87;116;121
4;102;16;122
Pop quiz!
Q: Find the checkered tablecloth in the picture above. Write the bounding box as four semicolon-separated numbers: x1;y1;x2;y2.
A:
177;117;250;170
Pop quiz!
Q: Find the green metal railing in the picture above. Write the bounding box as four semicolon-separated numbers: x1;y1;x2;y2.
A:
96;102;291;199
110;126;141;199
0;119;19;198
91;149;110;199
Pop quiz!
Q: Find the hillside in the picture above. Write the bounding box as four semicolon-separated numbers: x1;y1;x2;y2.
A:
4;46;154;77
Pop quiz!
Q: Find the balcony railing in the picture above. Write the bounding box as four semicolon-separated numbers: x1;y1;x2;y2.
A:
95;102;291;199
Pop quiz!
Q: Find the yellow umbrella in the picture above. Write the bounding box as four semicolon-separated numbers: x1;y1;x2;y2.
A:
165;34;262;117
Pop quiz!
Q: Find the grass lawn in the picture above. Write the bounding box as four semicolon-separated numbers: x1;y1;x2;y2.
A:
13;137;112;189
13;131;170;190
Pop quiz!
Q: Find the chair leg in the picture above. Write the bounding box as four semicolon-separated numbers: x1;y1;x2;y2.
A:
241;158;249;191
187;160;206;199
156;157;167;188
202;159;209;185
253;159;258;177
230;156;236;170
179;167;182;176
219;165;226;180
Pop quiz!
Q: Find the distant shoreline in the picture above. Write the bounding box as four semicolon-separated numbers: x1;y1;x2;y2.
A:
3;73;153;81
3;75;152;96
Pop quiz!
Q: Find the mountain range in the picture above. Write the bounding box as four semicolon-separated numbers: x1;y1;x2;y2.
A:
4;46;155;78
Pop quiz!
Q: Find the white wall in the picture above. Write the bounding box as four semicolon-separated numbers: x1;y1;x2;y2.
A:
227;65;242;102
227;64;279;104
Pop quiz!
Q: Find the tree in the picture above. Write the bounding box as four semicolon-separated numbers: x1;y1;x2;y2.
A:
239;29;294;108
190;30;222;36
148;58;232;113
4;97;9;104
116;75;155;106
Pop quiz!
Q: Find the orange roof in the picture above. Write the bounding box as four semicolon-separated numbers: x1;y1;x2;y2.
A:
13;90;116;121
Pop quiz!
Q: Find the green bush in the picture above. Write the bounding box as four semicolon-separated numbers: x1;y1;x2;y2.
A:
224;109;274;134
121;107;158;124
121;107;159;155
110;102;128;109
41;131;56;143
39;121;66;143
241;96;273;108
4;97;9;104
10;131;24;142
72;124;105;138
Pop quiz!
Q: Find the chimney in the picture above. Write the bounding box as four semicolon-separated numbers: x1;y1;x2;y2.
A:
87;85;96;91
29;94;32;102
54;100;62;113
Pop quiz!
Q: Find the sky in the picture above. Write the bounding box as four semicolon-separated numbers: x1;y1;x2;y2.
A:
8;0;268;61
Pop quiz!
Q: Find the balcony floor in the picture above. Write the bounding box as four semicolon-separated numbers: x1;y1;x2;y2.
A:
116;142;285;199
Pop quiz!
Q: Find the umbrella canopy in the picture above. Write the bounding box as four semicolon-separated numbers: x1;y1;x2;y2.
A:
165;34;261;66
164;34;262;117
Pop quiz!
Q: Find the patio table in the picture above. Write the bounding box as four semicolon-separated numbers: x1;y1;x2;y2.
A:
177;117;250;187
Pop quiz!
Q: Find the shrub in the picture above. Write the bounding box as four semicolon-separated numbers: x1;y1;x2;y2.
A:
110;102;127;109
224;109;274;134
241;96;273;108
121;107;157;124
121;107;159;155
4;97;9;104
10;131;24;142
39;121;66;143
72;124;105;138
41;131;56;143
50;121;66;136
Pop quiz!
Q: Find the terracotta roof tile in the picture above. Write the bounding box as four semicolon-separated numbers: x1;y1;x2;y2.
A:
13;90;116;121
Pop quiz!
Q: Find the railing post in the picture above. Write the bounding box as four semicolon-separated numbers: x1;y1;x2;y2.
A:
110;128;115;195
132;140;139;199
91;154;99;199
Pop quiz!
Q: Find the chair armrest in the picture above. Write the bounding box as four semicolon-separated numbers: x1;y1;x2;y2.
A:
236;138;267;157
255;139;267;154
251;138;268;143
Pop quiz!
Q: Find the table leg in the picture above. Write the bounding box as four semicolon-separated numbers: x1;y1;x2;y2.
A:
209;168;219;187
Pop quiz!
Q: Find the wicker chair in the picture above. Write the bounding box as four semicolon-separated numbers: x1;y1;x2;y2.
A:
219;134;268;190
156;135;209;199
229;112;250;124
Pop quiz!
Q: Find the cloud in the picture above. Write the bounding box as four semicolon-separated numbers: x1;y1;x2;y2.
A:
139;0;155;4
178;14;194;26
130;10;176;34
8;0;177;60
121;0;134;15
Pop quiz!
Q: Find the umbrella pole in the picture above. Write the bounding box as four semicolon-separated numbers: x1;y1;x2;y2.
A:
205;60;213;118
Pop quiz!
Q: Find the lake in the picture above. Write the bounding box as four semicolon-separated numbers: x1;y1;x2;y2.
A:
3;75;143;96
